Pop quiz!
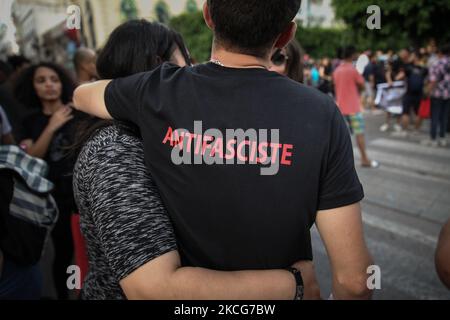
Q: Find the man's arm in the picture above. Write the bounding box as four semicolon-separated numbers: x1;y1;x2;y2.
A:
315;203;373;300
120;251;320;300
73;80;112;119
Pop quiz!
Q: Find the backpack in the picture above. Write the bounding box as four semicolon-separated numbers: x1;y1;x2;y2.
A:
0;145;58;266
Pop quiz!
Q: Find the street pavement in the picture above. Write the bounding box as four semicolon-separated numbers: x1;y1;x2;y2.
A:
312;111;450;300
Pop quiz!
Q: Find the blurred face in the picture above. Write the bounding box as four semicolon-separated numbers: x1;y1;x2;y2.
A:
33;67;62;102
84;60;97;78
427;41;437;55
82;50;98;78
269;48;288;75
399;49;410;62
170;46;188;67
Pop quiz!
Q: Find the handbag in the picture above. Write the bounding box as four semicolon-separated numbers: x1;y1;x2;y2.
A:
0;145;58;266
418;98;431;119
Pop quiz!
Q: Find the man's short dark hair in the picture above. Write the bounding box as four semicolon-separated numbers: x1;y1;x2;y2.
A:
207;0;301;58
342;46;356;60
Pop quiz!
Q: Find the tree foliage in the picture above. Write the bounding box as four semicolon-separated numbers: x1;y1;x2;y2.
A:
155;0;171;25
169;2;449;62
169;12;347;60
120;0;138;21
185;0;199;13
170;11;212;62
332;0;450;48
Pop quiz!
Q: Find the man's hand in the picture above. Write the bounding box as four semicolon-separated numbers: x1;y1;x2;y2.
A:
291;260;321;300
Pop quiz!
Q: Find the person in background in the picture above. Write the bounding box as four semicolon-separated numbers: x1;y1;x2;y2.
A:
14;62;80;299
424;44;450;147
318;57;333;96
0;105;15;145
0;61;13;85
362;53;377;112
0;146;45;300
7;55;31;84
356;50;370;75
397;51;428;136
379;49;410;133
435;218;450;290
269;39;304;83
73;48;98;85
0;59;29;140
310;61;320;88
426;40;439;70
333;46;379;168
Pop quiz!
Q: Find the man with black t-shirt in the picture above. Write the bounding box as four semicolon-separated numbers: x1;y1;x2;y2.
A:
399;52;428;133
74;0;373;300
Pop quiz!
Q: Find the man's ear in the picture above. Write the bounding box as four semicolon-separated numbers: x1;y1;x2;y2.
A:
203;2;214;30
274;22;297;49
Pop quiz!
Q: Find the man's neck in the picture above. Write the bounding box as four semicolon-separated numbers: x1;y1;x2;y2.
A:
211;45;271;69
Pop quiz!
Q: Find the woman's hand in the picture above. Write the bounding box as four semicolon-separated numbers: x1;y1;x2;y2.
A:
47;106;74;133
291;260;322;300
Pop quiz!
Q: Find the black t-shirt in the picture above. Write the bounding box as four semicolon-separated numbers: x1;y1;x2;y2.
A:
374;61;387;85
389;58;406;81
405;64;428;95
23;112;82;182
363;62;374;81
105;62;364;270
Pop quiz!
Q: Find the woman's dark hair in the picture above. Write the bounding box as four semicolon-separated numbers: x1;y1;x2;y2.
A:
284;39;304;83
96;19;191;79
8;55;30;71
342;45;357;60
13;62;76;111
74;20;191;153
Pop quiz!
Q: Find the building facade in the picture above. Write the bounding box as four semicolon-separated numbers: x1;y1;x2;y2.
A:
296;0;338;28
11;0;204;63
12;0;72;62
75;0;204;50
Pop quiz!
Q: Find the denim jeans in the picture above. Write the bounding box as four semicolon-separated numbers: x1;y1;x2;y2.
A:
0;258;42;300
431;98;450;140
